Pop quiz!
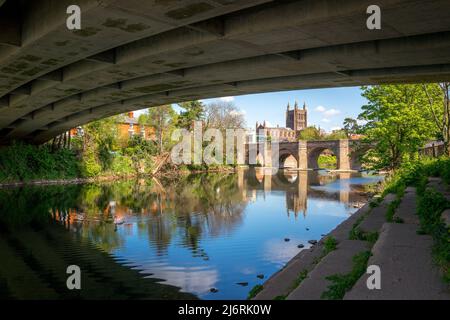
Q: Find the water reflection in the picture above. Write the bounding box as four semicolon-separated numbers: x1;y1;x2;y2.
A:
0;169;382;300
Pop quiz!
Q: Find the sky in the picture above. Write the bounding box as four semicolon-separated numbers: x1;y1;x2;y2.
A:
137;86;368;133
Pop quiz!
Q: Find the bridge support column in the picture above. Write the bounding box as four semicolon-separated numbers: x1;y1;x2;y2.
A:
298;141;308;170
263;142;272;168
338;140;351;171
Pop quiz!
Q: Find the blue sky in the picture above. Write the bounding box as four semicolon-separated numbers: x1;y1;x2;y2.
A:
138;86;368;132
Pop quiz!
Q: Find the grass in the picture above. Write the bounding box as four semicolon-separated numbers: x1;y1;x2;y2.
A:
416;188;450;283
348;215;379;245
323;236;338;255
247;284;264;300
382;157;450;283
385;198;401;222
321;251;372;300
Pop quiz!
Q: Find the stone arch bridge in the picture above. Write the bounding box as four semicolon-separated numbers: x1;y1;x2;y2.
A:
245;140;370;171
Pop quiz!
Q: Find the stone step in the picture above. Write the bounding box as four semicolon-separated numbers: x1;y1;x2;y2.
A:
344;223;450;300
254;244;324;300
327;202;372;242
254;203;371;300
394;187;419;224
287;240;370;300
358;194;396;234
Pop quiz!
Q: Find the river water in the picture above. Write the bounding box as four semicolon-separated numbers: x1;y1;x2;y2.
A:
0;169;383;300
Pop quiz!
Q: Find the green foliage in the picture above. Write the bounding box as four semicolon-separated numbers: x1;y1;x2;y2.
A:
348;215;378;244
177;101;205;129
318;154;337;169
0;142;80;183
385;198;402;222
323;236;338;255
358;84;441;170
298;126;322;140
247;284;264;300
382;157;450;196
343;117;361;136
291;270;308;290
417;189;450;282
382;157;450;282
140;105;177;154
321;251;371;300
326;129;348;140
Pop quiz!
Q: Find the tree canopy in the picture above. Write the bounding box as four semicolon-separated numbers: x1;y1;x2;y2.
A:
358;84;441;169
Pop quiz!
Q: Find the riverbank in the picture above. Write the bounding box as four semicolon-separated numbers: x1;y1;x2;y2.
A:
253;157;450;300
0;164;238;188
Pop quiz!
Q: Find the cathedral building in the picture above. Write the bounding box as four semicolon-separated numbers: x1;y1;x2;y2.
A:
256;101;307;142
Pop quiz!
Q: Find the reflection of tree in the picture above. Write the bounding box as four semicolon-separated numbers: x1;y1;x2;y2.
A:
0;173;250;259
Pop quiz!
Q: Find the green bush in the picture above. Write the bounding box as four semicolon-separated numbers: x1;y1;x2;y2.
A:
80;149;102;177
417;188;450;282
111;154;134;175
0;142;80;182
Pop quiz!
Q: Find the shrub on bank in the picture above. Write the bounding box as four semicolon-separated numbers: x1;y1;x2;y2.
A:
382;156;450;283
382;157;450;196
0;143;80;182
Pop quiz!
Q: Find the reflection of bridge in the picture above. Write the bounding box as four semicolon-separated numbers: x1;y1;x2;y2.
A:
245;140;370;171
237;168;367;217
0;1;450;144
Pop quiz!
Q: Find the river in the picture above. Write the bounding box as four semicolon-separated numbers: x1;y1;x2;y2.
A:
0;169;383;300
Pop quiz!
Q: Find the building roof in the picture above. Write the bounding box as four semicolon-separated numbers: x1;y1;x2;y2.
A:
119;117;139;125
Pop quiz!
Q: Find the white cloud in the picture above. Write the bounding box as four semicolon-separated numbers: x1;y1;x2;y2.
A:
219;96;235;102
315;106;341;119
321;118;331;123
323;108;341;117
315;105;326;112
331;126;342;131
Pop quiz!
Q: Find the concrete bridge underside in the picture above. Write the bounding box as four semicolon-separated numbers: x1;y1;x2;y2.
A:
0;0;450;144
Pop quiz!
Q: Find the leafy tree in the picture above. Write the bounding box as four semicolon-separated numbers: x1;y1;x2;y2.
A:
422;82;450;155
81;116;120;175
298;126;322;140
343;118;361;136
326;129;347;140
140;105;177;154
177;101;205;129
358;84;437;170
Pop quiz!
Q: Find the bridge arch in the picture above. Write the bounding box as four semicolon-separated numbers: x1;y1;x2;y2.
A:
307;146;338;170
279;148;298;169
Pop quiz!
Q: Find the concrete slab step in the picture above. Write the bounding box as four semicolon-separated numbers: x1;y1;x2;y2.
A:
254;244;324;300
394;188;419;224
358;194;396;234
287;240;370;300
344;223;450;300
327;203;372;242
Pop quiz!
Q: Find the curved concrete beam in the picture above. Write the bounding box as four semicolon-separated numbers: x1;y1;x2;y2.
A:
2;0;450;129
1;0;450;144
8;31;450;140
